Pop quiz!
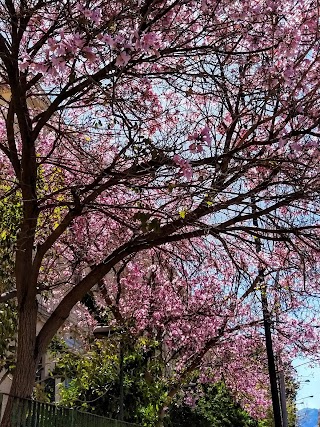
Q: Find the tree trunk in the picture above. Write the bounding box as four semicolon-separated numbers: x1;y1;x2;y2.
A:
155;411;166;427
1;299;39;427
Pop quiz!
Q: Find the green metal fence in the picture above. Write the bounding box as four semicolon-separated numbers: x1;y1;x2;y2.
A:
0;394;140;427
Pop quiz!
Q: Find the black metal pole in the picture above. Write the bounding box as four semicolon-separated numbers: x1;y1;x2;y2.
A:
260;279;283;427
252;199;282;427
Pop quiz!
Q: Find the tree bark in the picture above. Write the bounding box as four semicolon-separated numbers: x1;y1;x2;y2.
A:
1;298;39;427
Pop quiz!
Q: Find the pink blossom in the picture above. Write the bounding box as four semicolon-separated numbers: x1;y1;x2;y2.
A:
47;37;57;51
140;32;161;53
100;34;116;49
72;33;85;49
19;60;29;71
189;143;204;153
200;126;212;146
115;51;131;67
82;46;97;62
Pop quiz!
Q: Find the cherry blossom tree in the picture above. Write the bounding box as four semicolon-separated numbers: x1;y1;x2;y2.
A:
83;247;318;425
0;0;319;424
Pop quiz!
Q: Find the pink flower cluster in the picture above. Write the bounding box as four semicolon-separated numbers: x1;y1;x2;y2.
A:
188;126;212;153
173;154;193;180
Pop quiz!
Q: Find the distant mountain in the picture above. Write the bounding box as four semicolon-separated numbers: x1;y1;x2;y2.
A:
298;408;319;427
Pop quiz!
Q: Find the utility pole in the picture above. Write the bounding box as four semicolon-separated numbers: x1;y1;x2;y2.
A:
275;277;288;427
278;369;288;427
252;199;282;427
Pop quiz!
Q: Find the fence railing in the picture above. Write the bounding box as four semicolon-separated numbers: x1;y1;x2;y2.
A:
0;393;140;427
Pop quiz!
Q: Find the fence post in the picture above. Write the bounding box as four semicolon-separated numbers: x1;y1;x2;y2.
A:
71;406;75;427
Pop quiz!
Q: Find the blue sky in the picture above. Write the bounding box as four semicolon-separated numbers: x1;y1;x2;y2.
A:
295;358;320;409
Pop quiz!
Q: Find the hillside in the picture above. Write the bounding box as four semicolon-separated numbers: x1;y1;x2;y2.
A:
298;408;319;427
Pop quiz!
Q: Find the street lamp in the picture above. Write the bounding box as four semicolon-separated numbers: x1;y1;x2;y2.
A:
293;359;320;369
296;395;314;402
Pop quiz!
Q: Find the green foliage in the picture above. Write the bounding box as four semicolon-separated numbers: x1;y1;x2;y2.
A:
287;402;297;427
0;187;21;294
54;336;262;427
0;301;17;372
165;383;259;427
53;338;118;408
53;335;167;426
257;408;275;427
0;187;21;372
